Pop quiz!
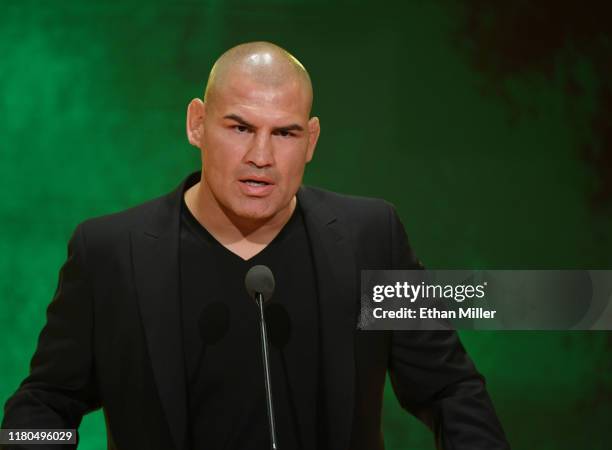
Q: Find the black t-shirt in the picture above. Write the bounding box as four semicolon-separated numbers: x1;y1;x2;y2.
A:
179;190;319;450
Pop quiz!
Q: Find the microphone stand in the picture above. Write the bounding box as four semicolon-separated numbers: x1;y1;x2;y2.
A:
256;292;279;450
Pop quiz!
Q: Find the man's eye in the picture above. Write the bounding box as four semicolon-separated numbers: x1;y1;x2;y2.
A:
235;125;249;133
275;130;293;138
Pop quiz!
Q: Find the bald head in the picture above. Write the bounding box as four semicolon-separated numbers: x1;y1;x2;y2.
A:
185;41;321;231
204;41;313;114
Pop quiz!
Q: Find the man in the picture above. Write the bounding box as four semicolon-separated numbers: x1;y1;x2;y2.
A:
2;42;510;449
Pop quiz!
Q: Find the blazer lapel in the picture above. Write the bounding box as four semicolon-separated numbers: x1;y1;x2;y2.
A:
297;187;357;450
130;174;197;450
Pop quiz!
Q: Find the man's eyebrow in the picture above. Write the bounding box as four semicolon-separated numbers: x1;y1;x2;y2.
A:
223;113;304;133
223;114;255;128
273;123;304;132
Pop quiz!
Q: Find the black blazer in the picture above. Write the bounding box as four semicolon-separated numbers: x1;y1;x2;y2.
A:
2;172;509;450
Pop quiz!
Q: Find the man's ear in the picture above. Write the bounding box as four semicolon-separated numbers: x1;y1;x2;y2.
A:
306;116;320;163
186;98;206;147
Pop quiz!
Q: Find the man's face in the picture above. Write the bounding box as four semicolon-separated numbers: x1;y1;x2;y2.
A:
194;74;319;223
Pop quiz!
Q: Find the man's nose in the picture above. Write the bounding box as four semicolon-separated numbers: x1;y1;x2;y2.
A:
244;132;274;168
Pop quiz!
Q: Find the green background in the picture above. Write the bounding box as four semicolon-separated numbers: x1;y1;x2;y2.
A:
1;1;611;449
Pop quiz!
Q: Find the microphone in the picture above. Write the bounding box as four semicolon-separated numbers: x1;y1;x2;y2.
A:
245;265;279;450
245;265;275;302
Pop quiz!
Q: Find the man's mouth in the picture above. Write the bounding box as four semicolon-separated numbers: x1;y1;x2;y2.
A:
238;177;275;196
239;175;274;186
242;180;270;186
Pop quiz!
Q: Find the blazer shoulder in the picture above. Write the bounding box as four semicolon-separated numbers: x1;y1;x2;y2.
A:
300;185;395;220
75;190;175;252
300;185;416;268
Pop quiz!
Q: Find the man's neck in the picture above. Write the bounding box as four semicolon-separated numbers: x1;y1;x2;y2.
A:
184;181;296;261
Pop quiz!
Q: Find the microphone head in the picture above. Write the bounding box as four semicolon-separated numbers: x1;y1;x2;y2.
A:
245;265;275;302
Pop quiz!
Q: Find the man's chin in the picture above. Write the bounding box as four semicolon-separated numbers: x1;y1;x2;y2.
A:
229;199;293;225
235;210;272;222
227;202;277;222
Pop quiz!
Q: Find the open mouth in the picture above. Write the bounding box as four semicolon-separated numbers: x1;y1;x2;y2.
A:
239;176;274;187
242;180;270;187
